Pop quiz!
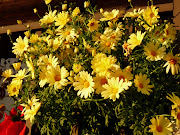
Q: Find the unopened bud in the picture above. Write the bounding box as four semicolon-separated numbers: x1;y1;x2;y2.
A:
100;8;103;14
84;1;90;8
62;4;67;10
45;0;52;5
74;47;79;53
7;29;12;35
128;0;132;2
33;8;38;14
17;20;22;25
24;31;30;38
70;70;74;77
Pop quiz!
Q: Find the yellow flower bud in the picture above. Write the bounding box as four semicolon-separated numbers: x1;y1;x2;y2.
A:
24;31;30;38
92;49;96;56
7;29;12;35
44;0;52;5
74;47;79;53
72;7;80;17
33;8;38;14
26;24;30;28
73;63;82;73
100;8;103;14
70;70;74;77
47;39;54;47
62;4;67;10
84;1;90;8
13;62;21;70
128;0;132;2
17;20;22;25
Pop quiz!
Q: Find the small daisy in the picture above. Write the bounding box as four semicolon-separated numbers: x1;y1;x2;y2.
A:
11;68;27;80
127;31;146;50
46;65;69;89
166;93;180;109
101;77;125;102
73;71;94;99
144;42;166;61
100;9;120;21
55;11;69;29
149;116;173;135
134;73;153;95
163;53;180;75
2;69;12;82
7;79;22;97
40;10;57;25
87;18;100;32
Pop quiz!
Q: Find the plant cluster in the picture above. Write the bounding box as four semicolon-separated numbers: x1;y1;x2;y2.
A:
1;0;180;134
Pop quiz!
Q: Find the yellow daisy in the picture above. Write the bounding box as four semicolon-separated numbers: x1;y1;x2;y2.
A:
72;7;80;17
2;69;12;82
11;68;27;80
134;73;153;95
24;101;41;123
26;57;35;79
163;53;180;75
93;75;108;94
144;42;166;61
55;11;69;29
73;71;94;99
99;35;117;54
30;34;39;44
7;79;22;97
166;93;180;109
171;108;180;128
124;8;144;19
142;5;160;30
149;116;173;134
44;0;52;5
100;9;120;21
73;63;82;73
12;36;29;56
101;77;125;102
13;62;21;70
46;65;69;89
87;18;100;32
127;31;146;50
38;54;59;69
164;23;177;41
91;53;118;77
56;26;79;43
40;10;57;25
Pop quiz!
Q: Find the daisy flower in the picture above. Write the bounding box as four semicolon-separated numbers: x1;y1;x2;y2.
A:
93;75;108;94
55;11;69;29
164;23;177;41
73;71;94;99
149;116;173;135
72;7;80;17
134;73;153;95
7;79;22;97
166;93;180;109
100;9;120;21
101;77;125;102
163;53;180;75
87;18;100;32
127;31;146;50
12;36;29;56
99;35;117;54
46;65;69;89
144;42;166;61
30;34;39;44
2;69;12;82
11;68;27;80
24;101;41;123
40;10;57;25
39;68;48;87
171;108;180;129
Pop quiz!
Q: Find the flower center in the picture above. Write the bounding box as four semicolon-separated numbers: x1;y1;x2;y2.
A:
84;81;90;88
150;13;155;18
139;83;144;88
119;76;125;82
151;51;157;56
110;35;116;39
177;112;180;120
113;88;118;94
90;22;94;26
156;125;163;132
100;78;108;85
65;31;70;36
105;42;111;47
170;59;177;65
54;75;61;81
13;87;17;92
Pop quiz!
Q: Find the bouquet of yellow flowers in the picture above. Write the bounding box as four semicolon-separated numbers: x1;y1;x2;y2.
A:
1;0;180;134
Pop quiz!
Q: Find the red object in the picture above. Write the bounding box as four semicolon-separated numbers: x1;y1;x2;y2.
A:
10;108;17;117
17;105;23;111
0;113;27;135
